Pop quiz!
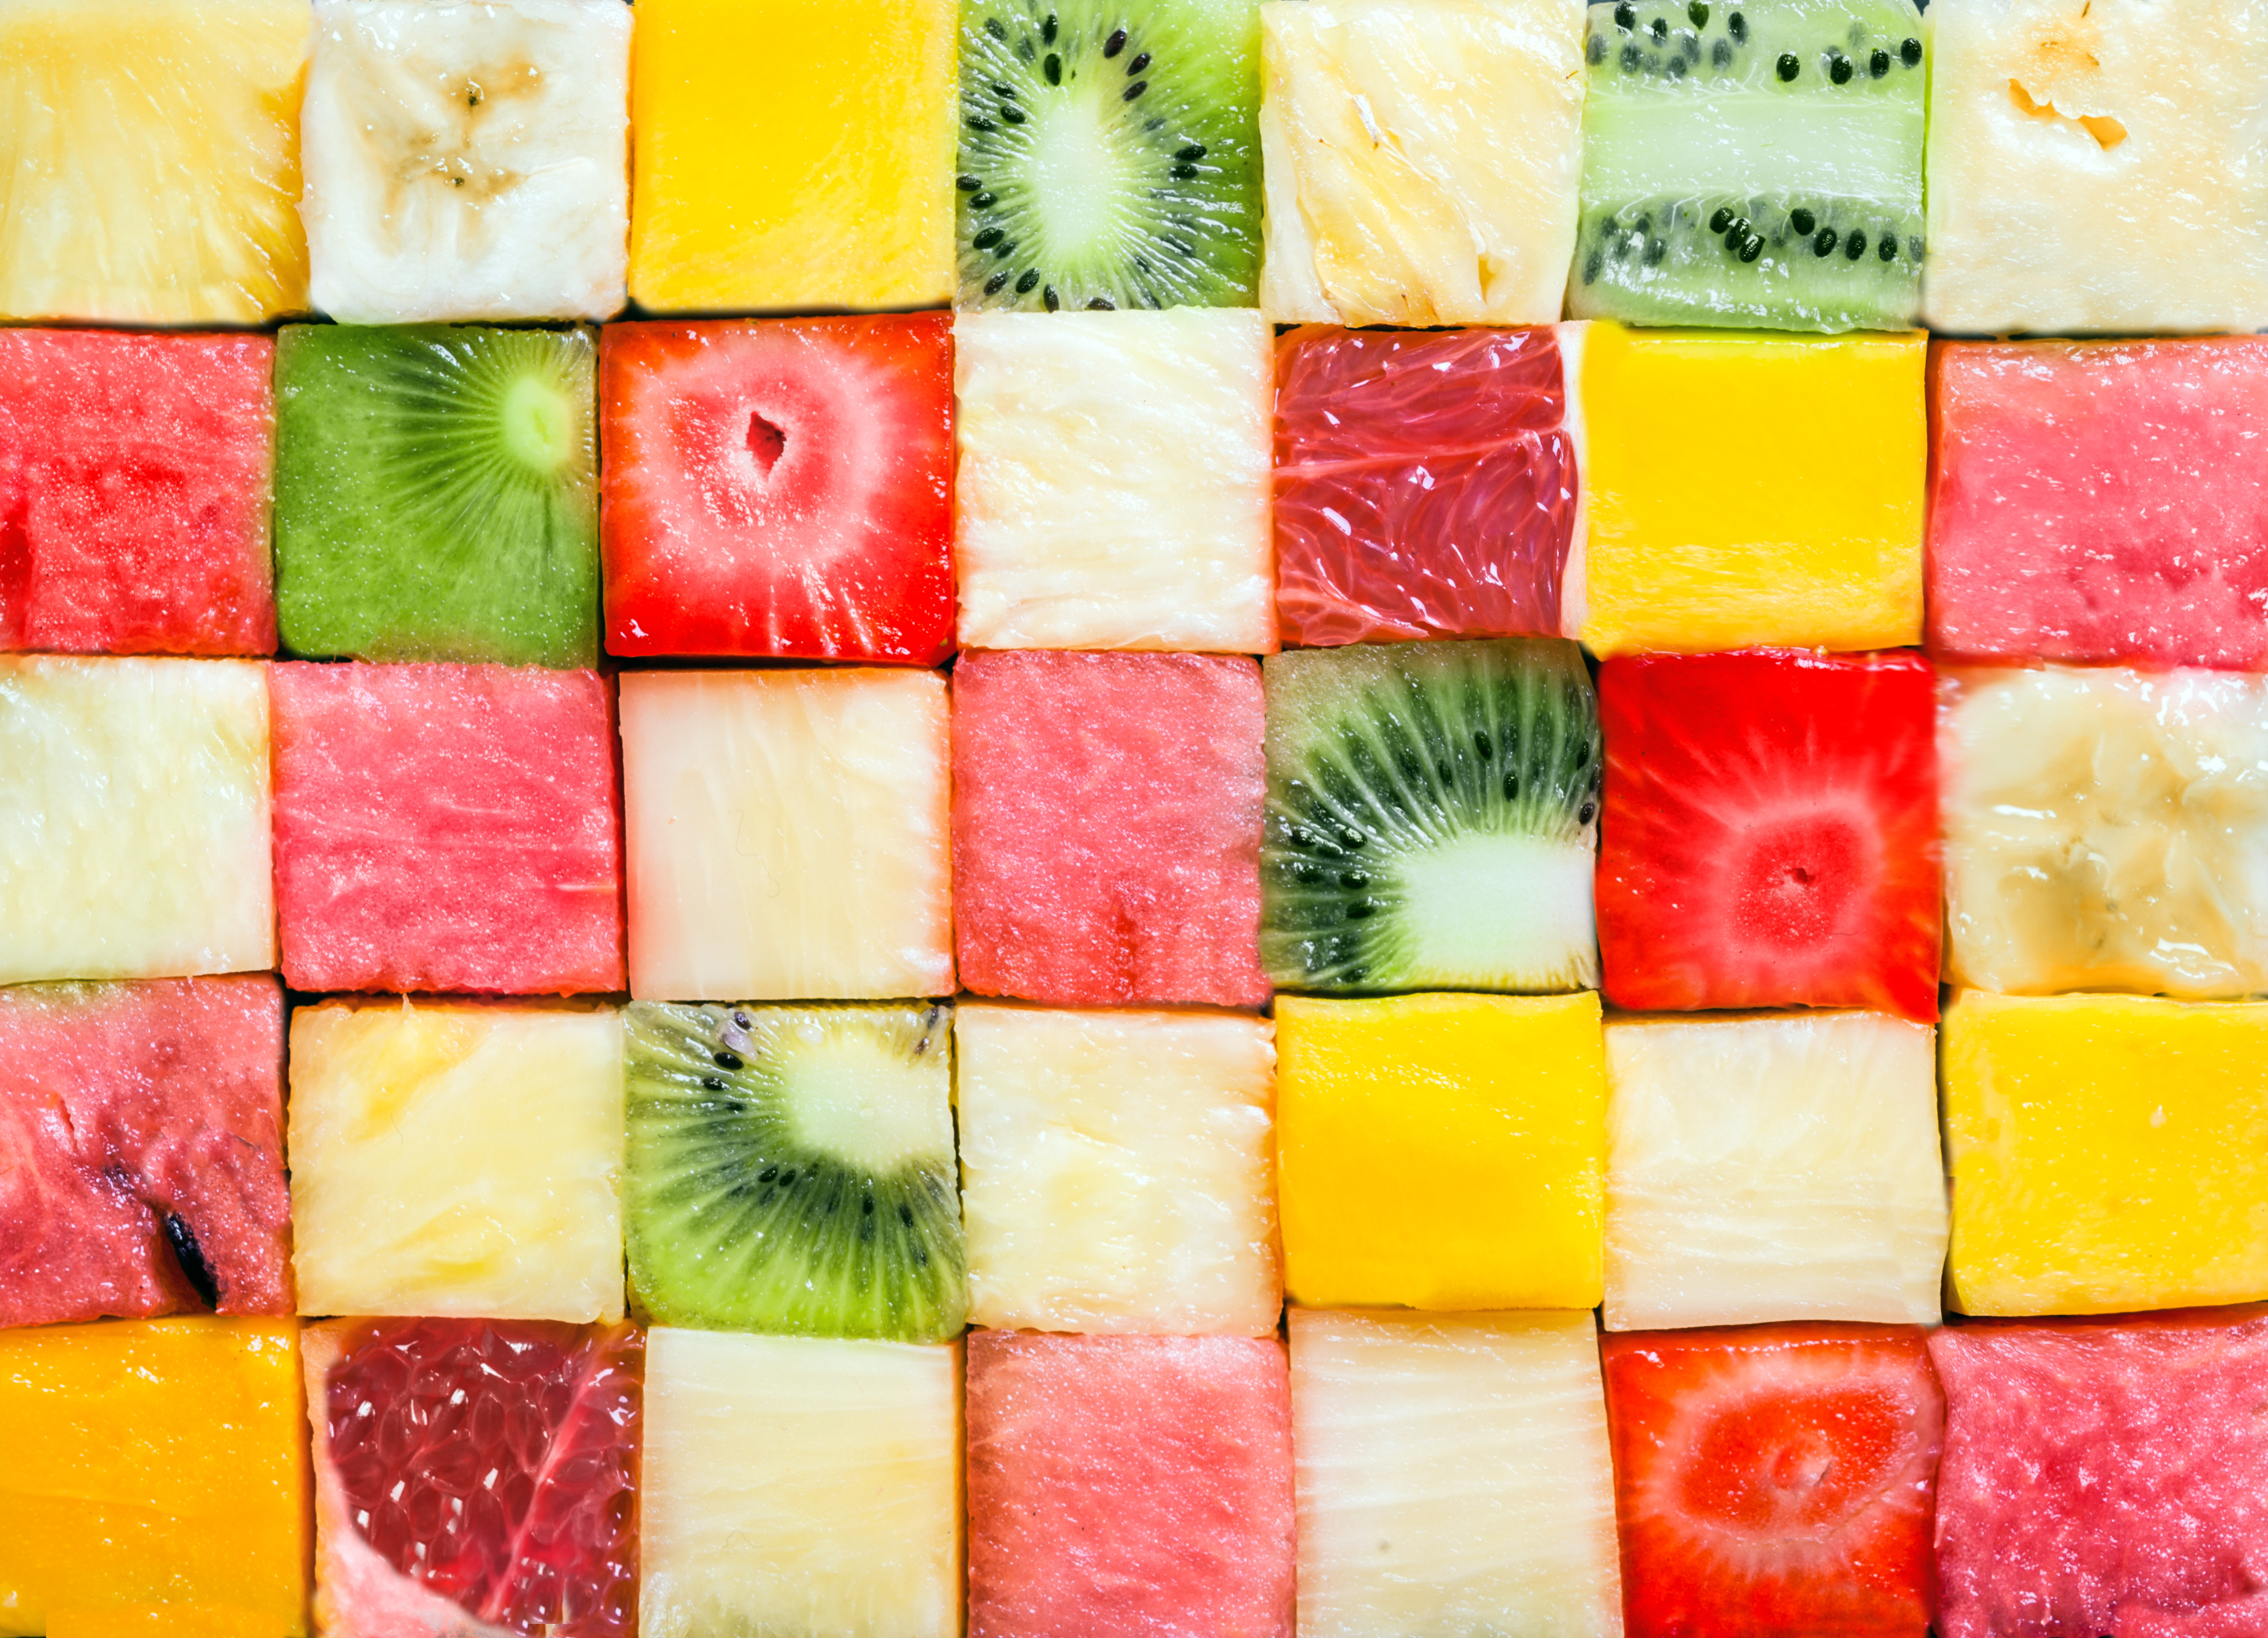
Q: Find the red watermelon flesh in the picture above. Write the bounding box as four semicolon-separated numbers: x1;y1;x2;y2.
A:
1929;338;2268;670
1272;324;1576;649
0;974;289;1327
966;1330;1296;1638
600;315;954;663
270;662;624;996
1930;1308;2268;1638
952;649;1268;1008
0;328;275;656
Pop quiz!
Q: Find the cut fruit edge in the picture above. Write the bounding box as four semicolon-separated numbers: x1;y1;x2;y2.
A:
1557;320;1590;640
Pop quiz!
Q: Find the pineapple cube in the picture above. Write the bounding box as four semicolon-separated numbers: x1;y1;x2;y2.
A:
1289;1308;1622;1638
1258;0;1587;327
956;1003;1280;1336
619;668;954;1002
287;998;625;1323
0;657;273;987
1276;992;1606;1310
1604;1012;1947;1331
954;309;1276;653
640;1327;961;1638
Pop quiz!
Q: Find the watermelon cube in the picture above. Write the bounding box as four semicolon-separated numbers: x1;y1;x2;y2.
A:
270;662;623;996
966;1330;1296;1638
952;650;1266;1006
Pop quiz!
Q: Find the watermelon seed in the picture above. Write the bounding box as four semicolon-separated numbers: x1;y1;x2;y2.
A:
161;1213;220;1308
745;415;785;479
714;1049;744;1070
1103;26;1127;56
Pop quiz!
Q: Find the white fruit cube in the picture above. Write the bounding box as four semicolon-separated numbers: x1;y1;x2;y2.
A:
954;309;1274;653
0;657;273;985
956;1003;1280;1336
301;0;631;323
1604;1011;1946;1330
620;668;954;1002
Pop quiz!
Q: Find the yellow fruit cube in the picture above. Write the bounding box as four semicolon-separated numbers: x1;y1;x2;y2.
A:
1276;992;1604;1309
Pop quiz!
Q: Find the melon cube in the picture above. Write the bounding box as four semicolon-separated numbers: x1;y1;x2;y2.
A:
0;656;273;987
956;1002;1280;1335
620;668;954;1002
287;998;626;1323
1275;991;1606;1310
952;650;1267;1007
954;309;1275;653
967;1330;1296;1638
1289;1308;1622;1638
270;662;624;996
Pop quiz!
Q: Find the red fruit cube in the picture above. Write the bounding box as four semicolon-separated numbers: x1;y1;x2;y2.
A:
271;663;624;995
1601;1323;1944;1638
600;315;954;663
1596;649;1941;1021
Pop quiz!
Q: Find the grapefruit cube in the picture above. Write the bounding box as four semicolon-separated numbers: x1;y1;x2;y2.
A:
270;662;624;995
952;650;1266;1006
966;1330;1296;1638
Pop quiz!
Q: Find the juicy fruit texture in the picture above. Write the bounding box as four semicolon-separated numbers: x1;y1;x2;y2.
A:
1597;649;1941;1021
300;0;631;324
0;0;309;324
1289;1309;1623;1638
966;1331;1296;1638
306;1318;640;1638
0;330;275;656
1939;665;2268;998
601;317;955;663
1924;0;2268;334
1929;339;2268;670
1941;991;2268;1316
955;1003;1279;1335
1604;1012;1946;1330
269;663;624;995
1573;0;1927;331
952;651;1267;1006
0;656;273;987
624;1001;966;1342
287;999;626;1323
628;0;955;312
1258;0;1587;326
0;1317;307;1638
1264;639;1602;994
274;323;600;667
1272;325;1578;647
1930;1308;2268;1638
1275;991;1607;1310
957;0;1263;311
1576;323;1926;655
618;669;955;1002
640;1329;961;1638
954;308;1274;650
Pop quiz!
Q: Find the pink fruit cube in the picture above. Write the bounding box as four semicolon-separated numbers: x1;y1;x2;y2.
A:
271;663;624;995
952;650;1267;1007
966;1330;1296;1638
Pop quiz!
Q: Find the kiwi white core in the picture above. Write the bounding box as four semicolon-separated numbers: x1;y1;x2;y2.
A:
1027;96;1137;265
1392;834;1601;991
780;1024;953;1170
502;372;573;473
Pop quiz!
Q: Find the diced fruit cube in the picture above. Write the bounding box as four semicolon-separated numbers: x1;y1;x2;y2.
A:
953;650;1267;1006
640;1328;961;1638
967;1330;1295;1638
287;998;626;1323
954;309;1274;652
0;1317;308;1637
1942;990;2268;1316
600;316;955;663
1258;0;1586;326
1275;991;1605;1309
0;656;273;986
627;0;954;313
619;668;954;1002
1289;1308;1622;1638
1574;323;1925;656
956;1002;1279;1335
1597;649;1940;1021
274;324;600;668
